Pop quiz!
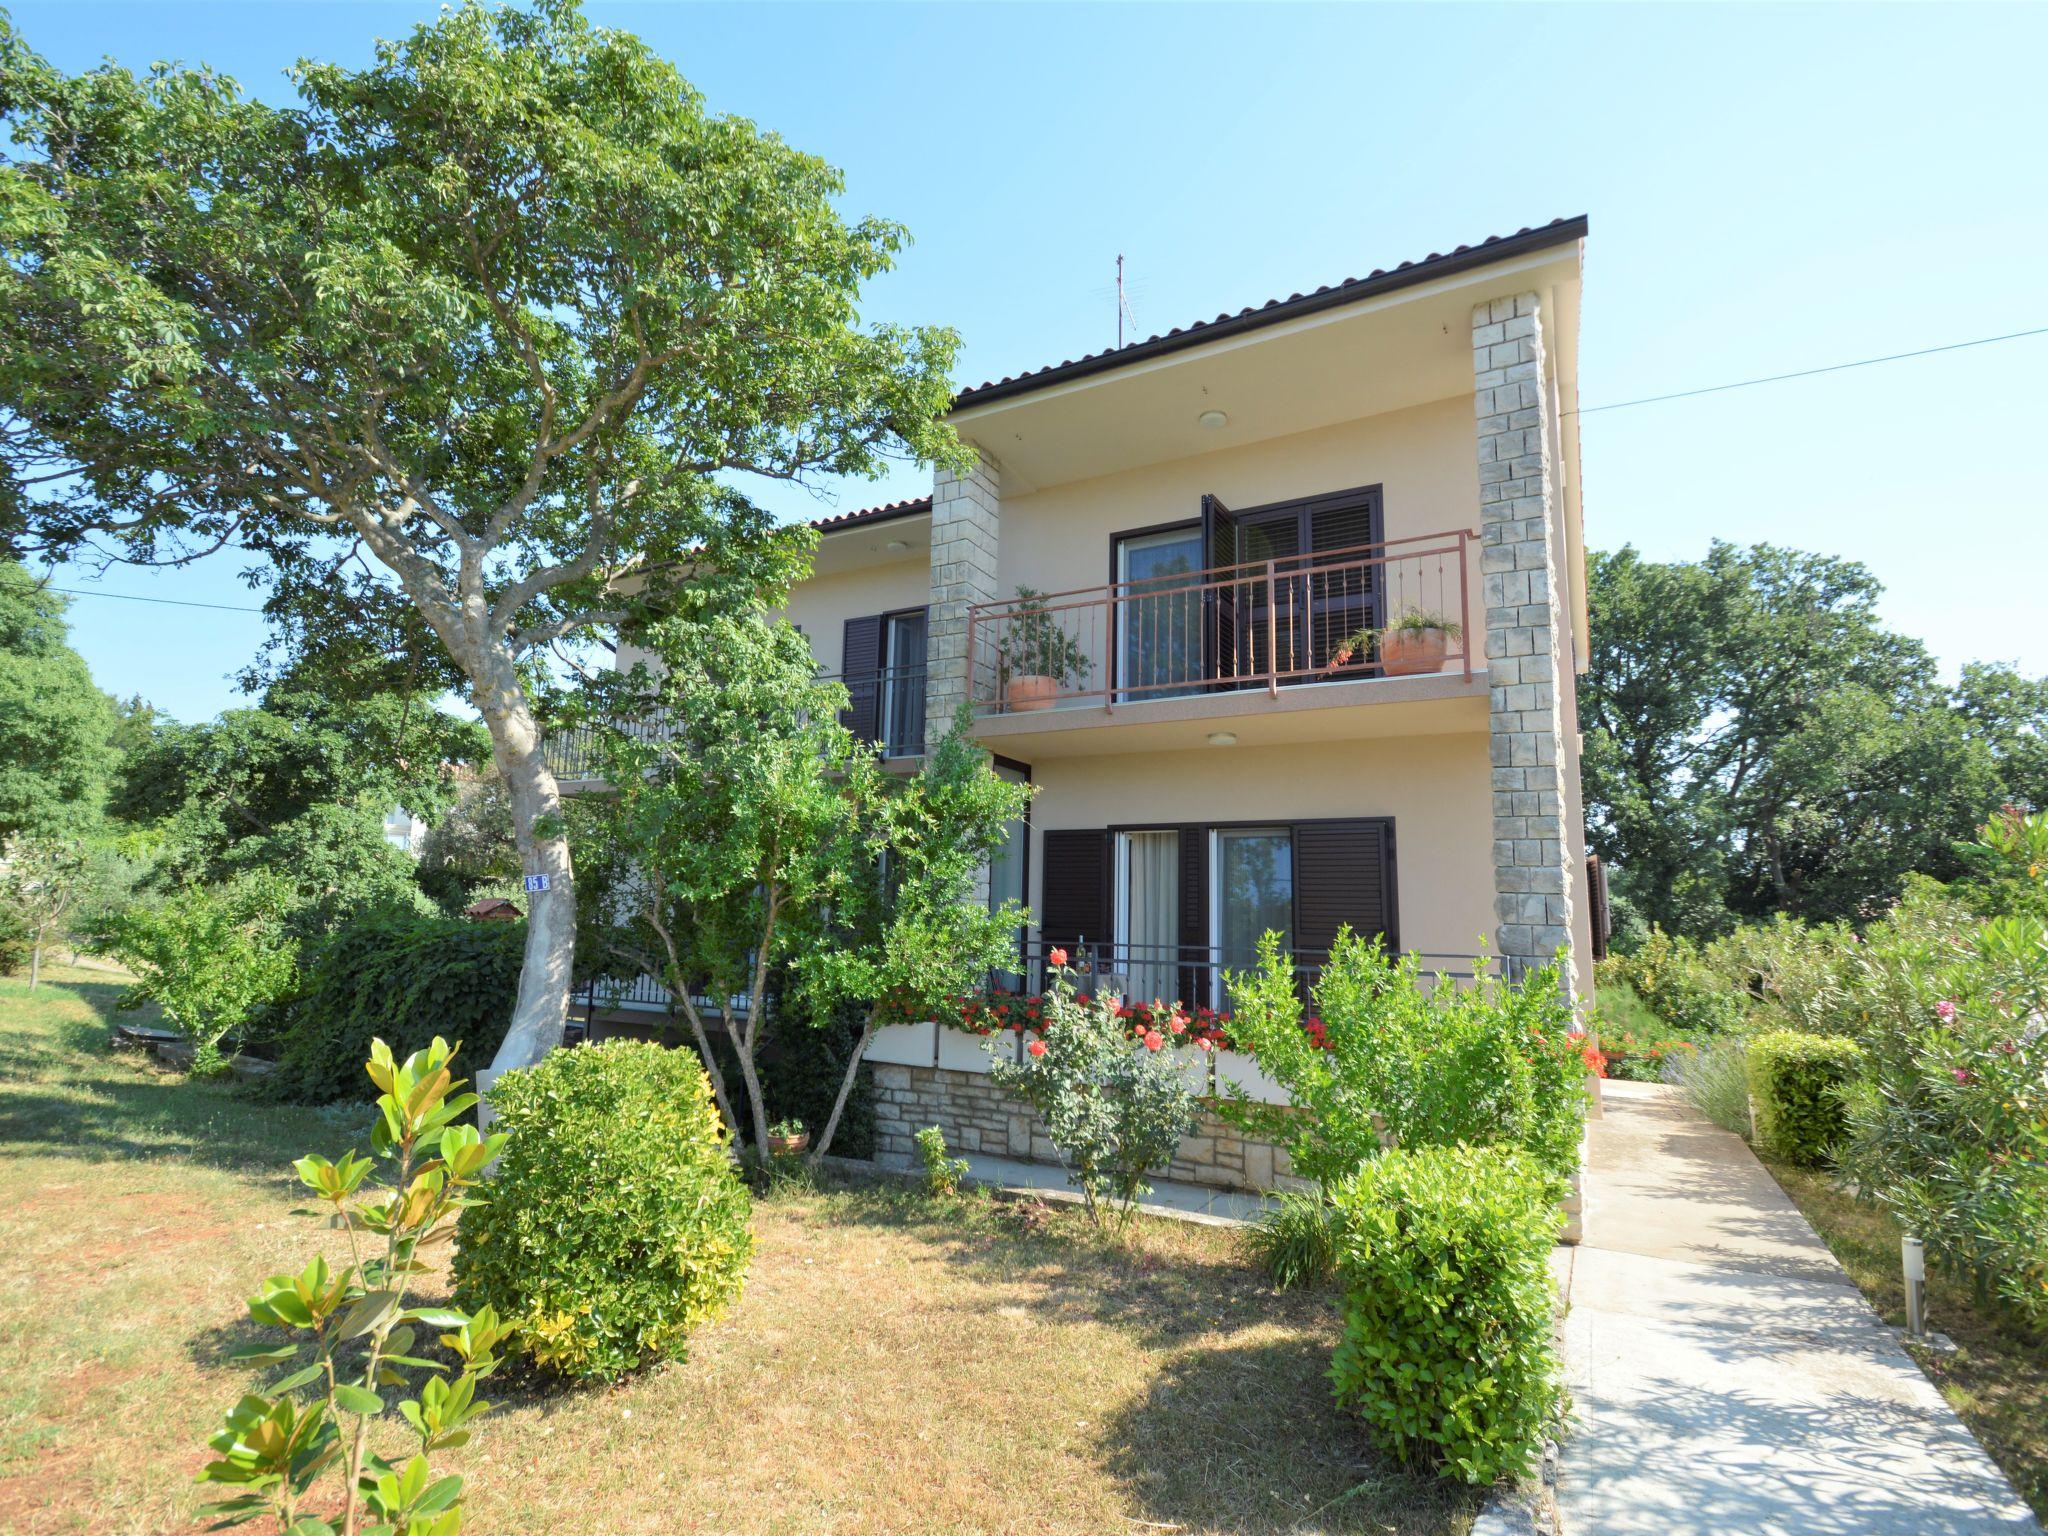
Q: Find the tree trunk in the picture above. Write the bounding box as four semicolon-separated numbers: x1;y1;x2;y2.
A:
28;932;43;990
476;676;576;1076
809;1013;875;1162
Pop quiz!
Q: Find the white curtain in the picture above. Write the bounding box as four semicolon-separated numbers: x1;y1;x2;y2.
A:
1123;832;1179;1007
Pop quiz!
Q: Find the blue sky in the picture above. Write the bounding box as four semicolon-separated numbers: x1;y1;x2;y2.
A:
21;1;2048;721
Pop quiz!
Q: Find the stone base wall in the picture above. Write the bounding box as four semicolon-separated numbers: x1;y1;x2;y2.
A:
870;1063;1312;1194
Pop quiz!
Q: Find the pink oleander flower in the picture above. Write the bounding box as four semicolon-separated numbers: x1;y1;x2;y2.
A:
1027;1039;1046;1058
1953;1066;1973;1084
1936;999;1958;1023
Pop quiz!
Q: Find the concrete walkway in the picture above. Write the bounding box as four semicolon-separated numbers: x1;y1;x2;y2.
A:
1559;1079;2038;1535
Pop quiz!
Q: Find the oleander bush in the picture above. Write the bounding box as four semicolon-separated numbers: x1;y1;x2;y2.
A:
268;910;523;1102
1594;925;1745;1038
1328;1144;1565;1484
1746;1029;1862;1166
454;1041;753;1380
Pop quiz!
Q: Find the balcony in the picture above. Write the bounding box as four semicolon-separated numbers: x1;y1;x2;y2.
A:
544;667;926;788
966;528;1485;756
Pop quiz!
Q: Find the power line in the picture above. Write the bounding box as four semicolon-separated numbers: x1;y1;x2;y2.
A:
1568;324;2048;417
50;585;266;614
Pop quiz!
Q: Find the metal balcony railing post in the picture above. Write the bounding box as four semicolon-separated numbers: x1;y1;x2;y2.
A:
1460;530;1474;681
1265;559;1279;697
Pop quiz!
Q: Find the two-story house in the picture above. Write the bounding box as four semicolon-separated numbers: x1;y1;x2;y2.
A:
597;216;1598;1193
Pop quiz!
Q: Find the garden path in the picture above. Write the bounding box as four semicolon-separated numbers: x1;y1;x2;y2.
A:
1556;1079;2038;1535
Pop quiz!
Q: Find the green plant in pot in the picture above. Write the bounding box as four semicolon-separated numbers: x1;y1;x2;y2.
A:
1332;610;1462;678
766;1117;809;1156
996;586;1093;711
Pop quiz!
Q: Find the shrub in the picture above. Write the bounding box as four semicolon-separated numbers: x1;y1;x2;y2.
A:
269;910;523;1102
1246;1189;1338;1291
1218;930;1587;1189
1597;925;1745;1037
915;1125;970;1197
1675;1033;1752;1135
194;1036;511;1534
1328;1145;1565;1484
109;874;298;1073
1746;1029;1862;1166
454;1041;753;1380
988;952;1198;1229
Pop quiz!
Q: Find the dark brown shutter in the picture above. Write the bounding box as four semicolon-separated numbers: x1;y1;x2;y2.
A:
1307;490;1383;669
1588;853;1611;961
1292;819;1398;964
1201;495;1238;685
1177;825;1208;1008
1038;829;1110;970
840;614;882;744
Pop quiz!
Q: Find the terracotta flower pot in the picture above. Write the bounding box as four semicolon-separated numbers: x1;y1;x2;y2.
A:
1378;627;1450;677
1005;674;1059;712
767;1131;810;1157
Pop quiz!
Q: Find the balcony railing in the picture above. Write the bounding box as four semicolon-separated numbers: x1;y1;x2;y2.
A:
967;528;1477;715
1002;937;1492;1011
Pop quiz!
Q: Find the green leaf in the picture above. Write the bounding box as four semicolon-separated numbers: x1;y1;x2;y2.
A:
332;1383;383;1415
337;1290;402;1340
228;1344;299;1365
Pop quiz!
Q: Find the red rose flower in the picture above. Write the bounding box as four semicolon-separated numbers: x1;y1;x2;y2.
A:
1048;947;1069;968
1028;1039;1047;1058
1142;1030;1164;1051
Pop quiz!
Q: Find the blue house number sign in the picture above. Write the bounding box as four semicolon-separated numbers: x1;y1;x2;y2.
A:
523;874;551;893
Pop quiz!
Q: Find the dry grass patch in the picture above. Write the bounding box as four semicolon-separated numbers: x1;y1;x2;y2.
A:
1768;1159;2048;1523
0;967;1476;1536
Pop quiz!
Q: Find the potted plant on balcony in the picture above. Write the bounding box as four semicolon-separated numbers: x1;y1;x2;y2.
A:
1331;609;1462;678
766;1117;809;1157
997;586;1093;712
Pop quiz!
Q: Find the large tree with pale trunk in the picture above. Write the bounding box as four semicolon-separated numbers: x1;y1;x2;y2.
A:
0;0;964;1071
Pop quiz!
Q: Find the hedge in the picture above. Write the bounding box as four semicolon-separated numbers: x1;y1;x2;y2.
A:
1746;1028;1862;1166
268;909;523;1102
1328;1144;1565;1484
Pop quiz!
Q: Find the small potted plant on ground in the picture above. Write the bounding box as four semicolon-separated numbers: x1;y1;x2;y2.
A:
1331;609;1462;678
766;1117;809;1157
997;586;1093;711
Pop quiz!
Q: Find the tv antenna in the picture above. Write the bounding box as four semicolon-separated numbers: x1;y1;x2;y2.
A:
1116;254;1138;349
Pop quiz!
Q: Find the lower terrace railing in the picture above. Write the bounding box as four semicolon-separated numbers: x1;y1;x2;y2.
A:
968;528;1477;714
997;937;1492;1011
543;667;927;782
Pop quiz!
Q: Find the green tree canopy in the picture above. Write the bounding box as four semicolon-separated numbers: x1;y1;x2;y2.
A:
0;0;965;1070
0;562;114;839
1583;542;2046;935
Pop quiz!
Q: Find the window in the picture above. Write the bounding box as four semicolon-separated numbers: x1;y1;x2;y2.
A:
1114;830;1180;1005
988;759;1030;989
841;607;927;755
1213;827;1294;1006
1114;526;1204;702
879;609;927;756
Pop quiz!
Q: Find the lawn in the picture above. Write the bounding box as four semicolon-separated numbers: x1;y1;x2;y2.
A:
1765;1159;2048;1523
0;965;1478;1536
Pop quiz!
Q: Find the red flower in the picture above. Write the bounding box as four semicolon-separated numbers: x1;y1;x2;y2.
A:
1142;1030;1165;1051
1028;1038;1047;1058
1048;947;1069;968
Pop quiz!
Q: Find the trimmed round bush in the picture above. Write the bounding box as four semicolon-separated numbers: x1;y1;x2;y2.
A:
1329;1144;1564;1484
453;1041;753;1380
1746;1028;1862;1167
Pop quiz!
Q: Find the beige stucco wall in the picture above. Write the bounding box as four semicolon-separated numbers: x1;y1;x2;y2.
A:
994;393;1481;628
1022;731;1495;967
